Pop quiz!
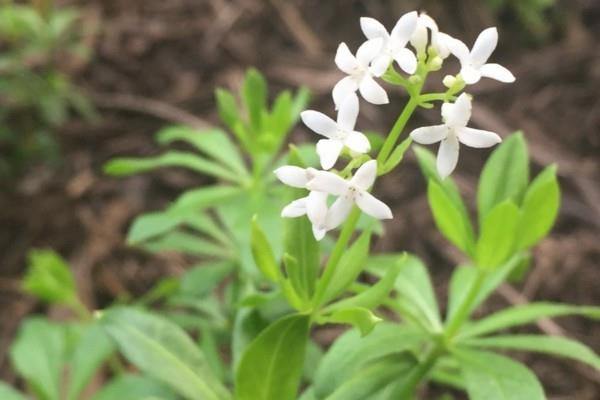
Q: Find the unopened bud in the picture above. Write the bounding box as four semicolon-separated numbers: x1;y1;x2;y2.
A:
429;56;443;71
443;75;457;88
409;75;422;85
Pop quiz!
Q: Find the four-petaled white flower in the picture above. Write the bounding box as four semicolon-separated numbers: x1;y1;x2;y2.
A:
307;160;392;230
274;166;329;240
360;11;418;77
410;13;452;59
448;27;515;85
410;93;502;178
301;95;370;170
333;39;389;109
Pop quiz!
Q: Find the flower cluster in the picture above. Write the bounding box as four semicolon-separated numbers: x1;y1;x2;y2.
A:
275;11;514;240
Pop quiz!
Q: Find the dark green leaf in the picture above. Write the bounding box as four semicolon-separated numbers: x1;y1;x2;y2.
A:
236;314;310;400
100;307;231;400
477;132;529;220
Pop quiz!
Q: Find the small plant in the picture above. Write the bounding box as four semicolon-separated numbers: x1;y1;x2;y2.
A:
2;9;599;400
0;1;94;177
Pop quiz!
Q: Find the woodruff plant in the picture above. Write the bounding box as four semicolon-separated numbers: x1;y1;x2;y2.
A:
3;10;600;400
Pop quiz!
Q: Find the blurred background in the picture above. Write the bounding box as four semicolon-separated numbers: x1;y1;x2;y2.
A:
0;0;599;398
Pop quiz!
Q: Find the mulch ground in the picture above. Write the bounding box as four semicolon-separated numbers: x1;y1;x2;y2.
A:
1;0;599;398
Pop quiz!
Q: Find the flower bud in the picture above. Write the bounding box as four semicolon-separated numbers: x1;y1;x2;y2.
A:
409;75;422;85
429;56;443;71
443;75;457;88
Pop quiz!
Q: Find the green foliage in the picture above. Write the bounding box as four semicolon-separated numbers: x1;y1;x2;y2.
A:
99;307;231;400
236;314;310;400
91;375;176;400
0;3;94;176
0;383;26;400
23;249;77;306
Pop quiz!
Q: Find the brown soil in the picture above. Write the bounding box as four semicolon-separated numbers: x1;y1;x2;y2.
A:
1;0;599;398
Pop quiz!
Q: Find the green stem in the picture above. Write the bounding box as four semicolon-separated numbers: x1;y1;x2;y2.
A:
445;268;488;340
312;207;361;307
376;96;419;167
393;341;445;398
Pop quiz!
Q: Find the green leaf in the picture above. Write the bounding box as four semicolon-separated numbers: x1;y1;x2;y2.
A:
290;87;311;123
323;353;417;400
454;348;545;400
461;302;600;338
91;375;176;400
0;383;26;400
179;261;236;298
462;335;600;371
477;132;529;220
215;88;248;146
321;230;371;304
142;231;229;258
23;249;76;305
126;186;239;244
104;151;241;183
9;318;65;400
313;323;426;399
232;308;269;370
476;201;520;269
381;137;412;173
236;314;310;400
242;68;267;134
251;216;280;282
368;254;442;332
156;127;248;176
427;179;476;255
516;165;560;249
67;323;115;400
318;307;381;336
268;90;292;138
99;307;231;400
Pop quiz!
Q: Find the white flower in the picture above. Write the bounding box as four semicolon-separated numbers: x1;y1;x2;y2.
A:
410;13;452;59
448;27;515;85
333;39;389;108
306;160;392;230
274;166;329;240
409;93;502;178
301;95;370;170
360;11;418;77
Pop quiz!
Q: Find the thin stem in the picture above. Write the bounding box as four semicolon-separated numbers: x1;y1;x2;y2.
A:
312;207;361;307
376;96;419;167
444;268;488;340
393;341;446;398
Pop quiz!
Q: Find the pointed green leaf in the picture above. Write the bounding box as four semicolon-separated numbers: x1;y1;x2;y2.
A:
215;88;248;147
142;231;229;258
454;348;545;400
382;137;412;174
99;307;231;400
476;201;520;269
478;132;529;219
23;249;76;305
179;261;236;298
318;307;381;336
236;314;310;400
251;216;280;282
242;68;267;133
516;165;560;249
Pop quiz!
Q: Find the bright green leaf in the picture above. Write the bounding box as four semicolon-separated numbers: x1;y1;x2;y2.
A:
454;348;545;400
516;165;560;249
215;88;248;147
242;68;267;133
235;314;310;400
381;137;412;174
91;374;176;400
476;201;520;269
318;307;381;336
478;132;529;220
251;216;280;282
99;307;231;400
23;249;76;305
0;383;26;400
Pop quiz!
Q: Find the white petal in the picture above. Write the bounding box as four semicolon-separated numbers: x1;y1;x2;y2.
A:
306;191;328;226
390;11;418;46
316;139;344;170
332;77;359;109
281;197;307;218
410;19;428;53
307;170;349;196
336;94;359;131
460;65;482;85
437;135;460;178
457;127;502;148
358;74;389;105
344;131;371;154
312;225;326;241
356;191;392;220
370;54;392;77
420;14;439;32
335;42;359;74
442;93;472;127
410;125;449;144
480;63;515;83
448;37;471;64
274;166;309;188
356;38;384;66
433;32;452;59
301;110;337;138
470;27;498;66
393;47;417;75
325;197;354;230
351;159;377;190
360;17;389;40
